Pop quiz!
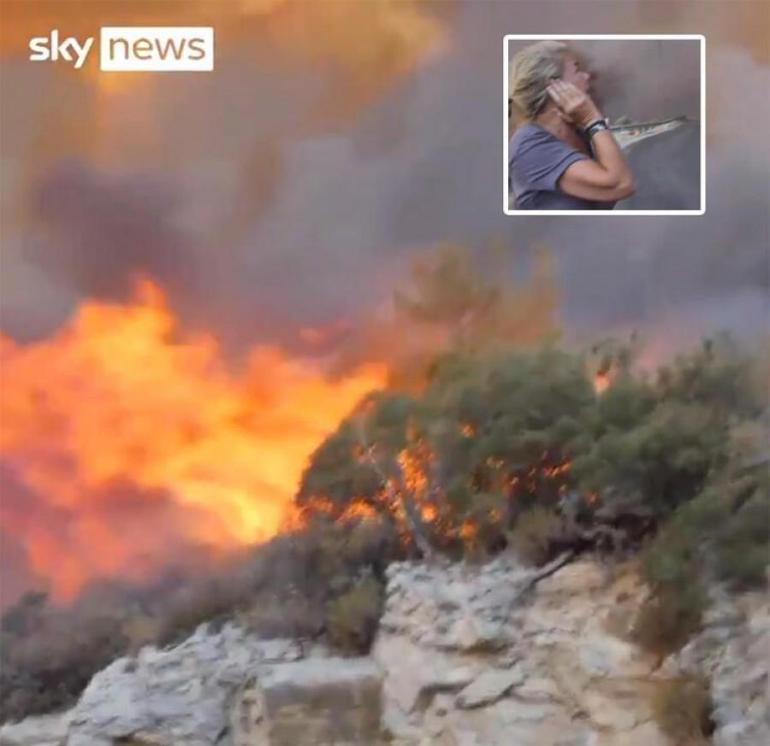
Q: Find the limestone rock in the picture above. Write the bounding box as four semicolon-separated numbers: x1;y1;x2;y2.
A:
231;657;382;746
664;587;770;746
591;720;669;746
456;668;525;709
376;557;671;746
535;560;606;596
0;710;71;746
375;554;766;746
66;623;317;746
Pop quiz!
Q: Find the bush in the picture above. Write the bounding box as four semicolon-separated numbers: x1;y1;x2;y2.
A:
507;507;570;566
652;677;713;743
300;338;761;563
155;577;249;647
633;462;769;657
573;397;731;518
634;518;707;656
633;585;706;658
0;516;403;722
325;575;384;654
239;592;325;640
713;487;769;589
298;346;595;556
0;608;129;722
573;338;759;519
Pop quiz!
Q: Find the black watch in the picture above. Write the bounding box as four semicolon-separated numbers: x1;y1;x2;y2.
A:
584;118;609;139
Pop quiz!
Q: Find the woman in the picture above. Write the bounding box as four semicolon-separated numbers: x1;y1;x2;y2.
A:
508;41;635;210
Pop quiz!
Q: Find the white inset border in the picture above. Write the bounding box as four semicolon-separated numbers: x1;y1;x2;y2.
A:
503;34;706;216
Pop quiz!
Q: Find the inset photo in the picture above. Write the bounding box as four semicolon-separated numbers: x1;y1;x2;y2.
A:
504;35;705;215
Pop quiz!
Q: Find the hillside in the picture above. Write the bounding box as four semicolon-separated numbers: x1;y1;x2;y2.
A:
2;254;767;745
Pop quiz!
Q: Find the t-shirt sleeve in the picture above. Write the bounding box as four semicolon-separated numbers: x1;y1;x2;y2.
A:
510;130;589;193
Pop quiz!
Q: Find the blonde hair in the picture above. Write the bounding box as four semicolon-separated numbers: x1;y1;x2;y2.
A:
509;40;569;121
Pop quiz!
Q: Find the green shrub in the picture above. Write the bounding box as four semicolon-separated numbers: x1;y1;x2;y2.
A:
298;346;595;556
652;676;713;743
325;575;384;654
632;465;768;658
714;487;769;589
641;469;768;605
573;398;730;517
574;338;759;519
635;518;706;656
300;337;761;561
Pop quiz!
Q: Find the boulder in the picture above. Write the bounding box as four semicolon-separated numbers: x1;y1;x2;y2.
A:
65;623;315;746
230;657;382;746
376;557;673;745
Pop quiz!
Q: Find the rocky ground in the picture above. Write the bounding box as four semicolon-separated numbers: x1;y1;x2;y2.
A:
1;556;767;746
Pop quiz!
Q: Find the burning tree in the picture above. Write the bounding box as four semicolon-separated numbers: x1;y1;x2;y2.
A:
297;244;573;554
299;246;763;564
298;345;592;556
298;335;766;564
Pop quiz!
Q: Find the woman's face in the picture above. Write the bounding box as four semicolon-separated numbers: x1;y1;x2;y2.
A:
560;53;592;93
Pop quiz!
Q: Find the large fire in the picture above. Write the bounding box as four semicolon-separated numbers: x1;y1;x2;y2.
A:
0;280;386;600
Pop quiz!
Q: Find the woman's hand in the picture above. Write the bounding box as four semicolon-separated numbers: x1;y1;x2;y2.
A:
546;80;602;129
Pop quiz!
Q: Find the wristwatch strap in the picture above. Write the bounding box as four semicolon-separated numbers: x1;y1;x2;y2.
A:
584;118;609;139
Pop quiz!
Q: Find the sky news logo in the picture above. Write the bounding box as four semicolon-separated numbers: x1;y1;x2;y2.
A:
29;27;214;71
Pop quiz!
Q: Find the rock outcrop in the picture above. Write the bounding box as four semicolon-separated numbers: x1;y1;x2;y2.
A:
65;625;308;746
0;624;320;746
374;557;670;746
230;658;382;746
1;557;767;746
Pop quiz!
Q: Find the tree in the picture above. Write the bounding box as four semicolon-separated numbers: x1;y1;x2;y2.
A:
394;243;560;353
298;345;594;556
299;335;762;563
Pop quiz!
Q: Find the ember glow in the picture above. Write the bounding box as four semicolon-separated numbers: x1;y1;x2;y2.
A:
0;281;386;599
593;371;611;394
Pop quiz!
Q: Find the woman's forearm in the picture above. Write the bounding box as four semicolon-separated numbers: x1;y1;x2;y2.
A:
546;80;636;199
589;129;634;189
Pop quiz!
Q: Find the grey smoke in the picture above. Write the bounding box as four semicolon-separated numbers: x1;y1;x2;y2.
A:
1;1;767;353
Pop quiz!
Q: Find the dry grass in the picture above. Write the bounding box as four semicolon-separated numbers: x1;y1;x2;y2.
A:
651;677;713;744
507;507;569;566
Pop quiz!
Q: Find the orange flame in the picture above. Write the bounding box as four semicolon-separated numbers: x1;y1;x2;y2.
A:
0;280;386;599
593;370;611;394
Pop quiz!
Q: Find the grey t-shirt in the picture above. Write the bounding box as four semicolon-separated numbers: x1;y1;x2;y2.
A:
509;123;615;211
